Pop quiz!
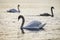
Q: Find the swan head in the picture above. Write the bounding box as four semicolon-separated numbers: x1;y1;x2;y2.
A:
18;4;20;7
18;15;25;23
18;15;23;21
51;6;54;9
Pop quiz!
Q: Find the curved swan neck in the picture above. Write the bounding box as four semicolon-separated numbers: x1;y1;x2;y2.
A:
18;15;25;34
51;7;54;17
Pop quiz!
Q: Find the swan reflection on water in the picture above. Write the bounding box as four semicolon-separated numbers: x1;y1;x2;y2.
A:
18;15;46;34
7;4;20;13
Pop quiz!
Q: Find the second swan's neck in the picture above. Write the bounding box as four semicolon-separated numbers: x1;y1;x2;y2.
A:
51;7;54;17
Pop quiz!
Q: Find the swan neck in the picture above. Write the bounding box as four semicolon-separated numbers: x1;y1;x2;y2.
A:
51;8;54;17
18;15;25;34
21;16;25;34
21;17;25;28
17;6;20;12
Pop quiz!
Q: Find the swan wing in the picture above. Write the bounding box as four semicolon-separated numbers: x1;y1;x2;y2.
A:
23;21;42;29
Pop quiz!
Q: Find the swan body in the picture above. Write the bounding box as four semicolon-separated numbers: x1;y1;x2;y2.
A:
18;15;46;34
23;21;46;31
7;5;20;13
7;9;18;13
40;13;51;16
40;6;54;17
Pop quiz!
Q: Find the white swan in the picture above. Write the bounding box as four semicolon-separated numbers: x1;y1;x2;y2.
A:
7;4;20;13
40;6;54;17
18;15;46;34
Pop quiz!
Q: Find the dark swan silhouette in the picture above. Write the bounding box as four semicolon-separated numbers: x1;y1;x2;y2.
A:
18;15;46;34
7;4;20;13
40;6;54;17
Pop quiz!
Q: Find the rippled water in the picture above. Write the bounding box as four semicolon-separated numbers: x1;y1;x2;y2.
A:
0;0;60;40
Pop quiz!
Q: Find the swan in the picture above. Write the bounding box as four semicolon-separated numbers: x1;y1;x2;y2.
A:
40;6;54;17
18;15;46;34
7;4;20;13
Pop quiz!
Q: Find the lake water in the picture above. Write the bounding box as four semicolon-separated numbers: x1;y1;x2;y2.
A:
0;0;60;40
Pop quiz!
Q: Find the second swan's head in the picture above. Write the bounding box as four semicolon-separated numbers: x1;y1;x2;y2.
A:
51;6;54;9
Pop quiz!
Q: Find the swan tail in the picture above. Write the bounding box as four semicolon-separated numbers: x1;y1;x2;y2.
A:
39;23;46;29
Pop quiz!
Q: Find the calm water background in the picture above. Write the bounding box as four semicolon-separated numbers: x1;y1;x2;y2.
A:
0;0;60;40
